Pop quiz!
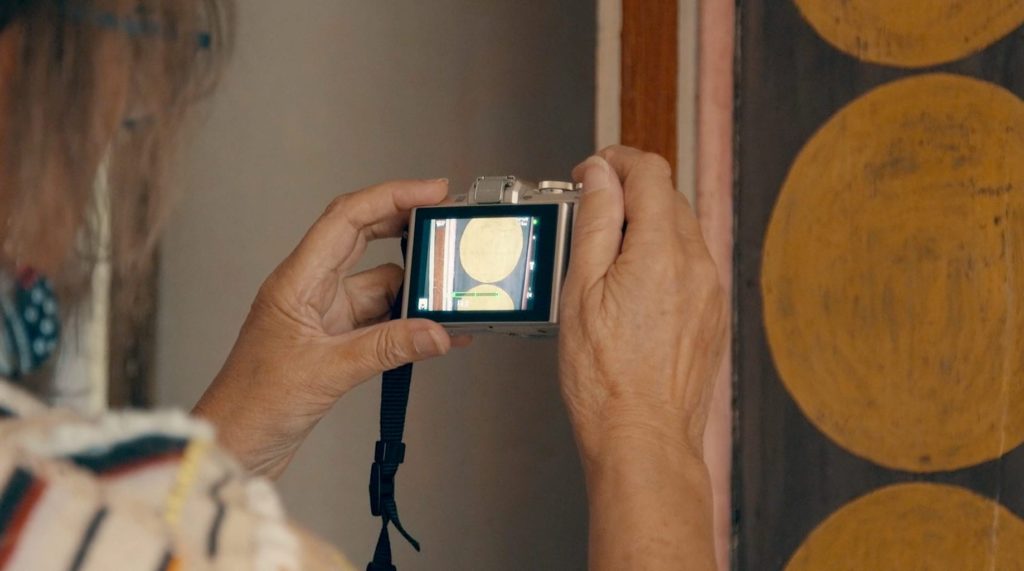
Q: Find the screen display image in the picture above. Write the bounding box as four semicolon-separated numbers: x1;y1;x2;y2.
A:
417;216;540;312
406;203;560;323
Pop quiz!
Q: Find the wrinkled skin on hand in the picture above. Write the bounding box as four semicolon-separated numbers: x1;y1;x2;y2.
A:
558;146;727;571
559;145;728;469
195;179;470;478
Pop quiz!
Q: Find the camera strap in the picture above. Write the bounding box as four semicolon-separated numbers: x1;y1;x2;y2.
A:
366;358;419;571
367;233;420;571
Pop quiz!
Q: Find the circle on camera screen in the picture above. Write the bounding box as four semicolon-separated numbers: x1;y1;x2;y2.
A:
459;218;524;284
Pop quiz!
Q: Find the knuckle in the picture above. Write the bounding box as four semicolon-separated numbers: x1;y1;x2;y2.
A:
249;274;298;325
255;270;287;304
373;328;406;368
378;264;405;295
249;287;273;316
323;191;377;234
323;194;351;217
379;262;404;278
596;145;628;168
641;152;673;177
598;144;625;157
350;194;379;225
600;144;639;157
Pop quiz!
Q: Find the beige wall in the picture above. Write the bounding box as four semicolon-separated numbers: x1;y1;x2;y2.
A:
155;1;594;569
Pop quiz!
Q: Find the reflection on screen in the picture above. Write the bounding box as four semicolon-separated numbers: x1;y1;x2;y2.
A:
417;216;539;312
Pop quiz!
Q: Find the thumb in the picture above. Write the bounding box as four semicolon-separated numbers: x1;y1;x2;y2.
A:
566;155;625;292
330;319;452;383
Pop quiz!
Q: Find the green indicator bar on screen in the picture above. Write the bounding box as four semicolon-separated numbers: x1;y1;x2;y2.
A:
452;292;501;298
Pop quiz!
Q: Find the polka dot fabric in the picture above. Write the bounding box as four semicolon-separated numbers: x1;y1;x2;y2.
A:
0;268;60;379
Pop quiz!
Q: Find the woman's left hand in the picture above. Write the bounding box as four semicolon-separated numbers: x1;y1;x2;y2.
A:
194;178;469;478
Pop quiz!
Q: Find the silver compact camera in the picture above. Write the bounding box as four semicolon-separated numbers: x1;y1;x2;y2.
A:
401;175;580;336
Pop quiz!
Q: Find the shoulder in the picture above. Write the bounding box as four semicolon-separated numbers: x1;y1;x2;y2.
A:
0;380;356;570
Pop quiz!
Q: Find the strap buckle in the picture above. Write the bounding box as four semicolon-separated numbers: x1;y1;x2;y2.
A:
369;441;406;516
369;462;385;516
375;440;406;465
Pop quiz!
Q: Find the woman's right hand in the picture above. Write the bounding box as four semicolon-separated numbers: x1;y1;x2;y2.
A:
558;146;727;570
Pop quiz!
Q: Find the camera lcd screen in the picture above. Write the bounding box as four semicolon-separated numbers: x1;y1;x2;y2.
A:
406;204;560;323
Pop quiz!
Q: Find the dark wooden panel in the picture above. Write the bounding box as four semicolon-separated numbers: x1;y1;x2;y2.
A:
108;260;159;408
734;2;1024;569
621;0;677;168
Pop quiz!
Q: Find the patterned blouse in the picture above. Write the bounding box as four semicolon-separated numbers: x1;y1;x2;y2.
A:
0;381;355;570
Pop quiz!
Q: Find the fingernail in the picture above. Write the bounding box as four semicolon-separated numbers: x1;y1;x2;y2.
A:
426;178;449;184
413;329;446;356
581;157;612;193
451;334;473;349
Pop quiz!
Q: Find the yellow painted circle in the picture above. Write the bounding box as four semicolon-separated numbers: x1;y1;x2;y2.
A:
459;218;524;283
457;284;515;311
793;0;1024;68
763;74;1024;472
786;483;1024;570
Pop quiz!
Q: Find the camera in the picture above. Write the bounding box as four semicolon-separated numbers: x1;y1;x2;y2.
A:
401;175;580;336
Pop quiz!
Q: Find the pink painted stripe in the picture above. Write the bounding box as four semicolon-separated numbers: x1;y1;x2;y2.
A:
697;1;736;570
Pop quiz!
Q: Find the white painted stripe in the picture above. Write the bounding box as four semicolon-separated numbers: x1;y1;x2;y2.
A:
678;0;699;206
445;219;457;311
596;0;622;151
427;223;436;310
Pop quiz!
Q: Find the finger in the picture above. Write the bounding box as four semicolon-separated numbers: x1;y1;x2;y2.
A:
597;146;700;239
450;334;474;348
565;155;625;290
329;319;453;382
337;263;404;330
280;179;448;288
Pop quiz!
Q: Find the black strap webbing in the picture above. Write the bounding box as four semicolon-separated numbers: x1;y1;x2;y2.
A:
367;361;419;571
367;243;420;571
